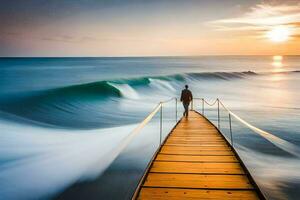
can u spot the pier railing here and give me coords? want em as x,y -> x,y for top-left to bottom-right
192,98 -> 300,157
127,97 -> 300,157
109,97 -> 299,199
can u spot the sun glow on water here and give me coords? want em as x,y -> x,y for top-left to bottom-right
272,55 -> 283,70
273,55 -> 283,61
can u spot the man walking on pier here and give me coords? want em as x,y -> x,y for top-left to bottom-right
180,85 -> 193,117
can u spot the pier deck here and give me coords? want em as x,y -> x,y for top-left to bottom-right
134,111 -> 262,200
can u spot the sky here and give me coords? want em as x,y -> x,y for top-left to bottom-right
1,0 -> 300,57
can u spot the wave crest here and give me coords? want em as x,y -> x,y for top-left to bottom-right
0,71 -> 258,128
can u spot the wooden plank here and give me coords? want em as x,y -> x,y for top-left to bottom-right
174,124 -> 214,126
165,141 -> 227,145
171,135 -> 220,137
169,136 -> 223,140
168,136 -> 223,140
150,161 -> 245,174
167,138 -> 225,142
172,128 -> 217,130
168,138 -> 223,143
161,146 -> 230,151
172,131 -> 219,134
170,134 -> 221,136
144,173 -> 253,189
138,188 -> 259,200
160,149 -> 234,156
170,134 -> 221,137
170,133 -> 221,136
174,128 -> 216,130
156,154 -> 238,162
170,135 -> 220,138
166,140 -> 225,144
164,144 -> 228,147
165,141 -> 225,145
165,141 -> 226,144
169,135 -> 221,138
170,136 -> 221,138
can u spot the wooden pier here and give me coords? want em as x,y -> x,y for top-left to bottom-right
133,111 -> 263,200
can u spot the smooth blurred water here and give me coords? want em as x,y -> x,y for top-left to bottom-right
0,56 -> 299,200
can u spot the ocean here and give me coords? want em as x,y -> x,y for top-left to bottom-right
0,56 -> 299,200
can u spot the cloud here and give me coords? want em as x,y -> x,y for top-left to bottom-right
213,3 -> 300,26
41,35 -> 98,43
210,3 -> 300,39
0,31 -> 100,44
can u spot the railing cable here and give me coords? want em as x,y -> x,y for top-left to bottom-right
200,98 -> 300,157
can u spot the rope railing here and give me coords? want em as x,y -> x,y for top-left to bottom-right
160,97 -> 177,104
197,98 -> 300,157
204,99 -> 219,106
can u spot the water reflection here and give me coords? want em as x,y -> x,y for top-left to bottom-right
265,56 -> 290,107
272,55 -> 283,72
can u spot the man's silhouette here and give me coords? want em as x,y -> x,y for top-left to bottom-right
180,85 -> 193,117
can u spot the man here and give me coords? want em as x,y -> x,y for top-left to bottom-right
180,85 -> 193,117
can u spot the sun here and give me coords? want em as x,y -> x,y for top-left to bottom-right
266,26 -> 291,42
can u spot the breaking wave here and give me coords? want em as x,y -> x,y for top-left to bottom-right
0,70 -> 273,129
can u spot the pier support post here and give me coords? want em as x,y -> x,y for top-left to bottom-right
175,98 -> 178,122
217,99 -> 220,130
229,113 -> 233,146
160,104 -> 163,145
202,98 -> 204,115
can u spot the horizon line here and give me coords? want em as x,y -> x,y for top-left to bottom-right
1,54 -> 300,58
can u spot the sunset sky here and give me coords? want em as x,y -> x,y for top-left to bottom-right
1,0 -> 300,57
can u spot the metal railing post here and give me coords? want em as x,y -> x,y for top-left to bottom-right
160,103 -> 163,145
217,99 -> 220,130
229,113 -> 233,146
202,98 -> 204,115
175,98 -> 178,122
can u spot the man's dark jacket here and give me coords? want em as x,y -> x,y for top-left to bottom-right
180,89 -> 193,104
